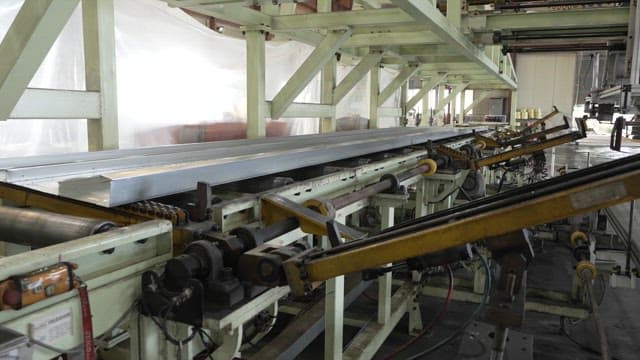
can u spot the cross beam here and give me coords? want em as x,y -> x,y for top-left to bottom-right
270,29 -> 353,120
0,0 -> 81,121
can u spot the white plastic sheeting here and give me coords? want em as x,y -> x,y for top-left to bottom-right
0,0 -> 328,156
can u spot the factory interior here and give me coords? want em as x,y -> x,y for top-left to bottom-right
1,0 -> 640,359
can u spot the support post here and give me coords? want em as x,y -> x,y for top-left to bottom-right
370,65 -> 380,128
421,89 -> 430,127
325,214 -> 346,360
447,0 -> 462,28
457,89 -> 465,126
0,0 -> 80,121
400,81 -> 408,125
510,89 -> 518,129
271,29 -> 352,120
83,0 -> 118,150
436,84 -> 445,126
321,57 -> 337,133
246,29 -> 266,138
378,206 -> 394,324
318,0 -> 336,133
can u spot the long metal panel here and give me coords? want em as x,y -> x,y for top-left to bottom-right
55,128 -> 475,207
0,128 -> 446,182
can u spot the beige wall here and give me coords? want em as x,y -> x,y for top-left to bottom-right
473,90 -> 509,115
516,53 -> 576,124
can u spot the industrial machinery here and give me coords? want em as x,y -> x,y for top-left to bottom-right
0,124 -> 635,359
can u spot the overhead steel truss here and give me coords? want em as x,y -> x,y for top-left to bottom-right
0,0 -> 630,145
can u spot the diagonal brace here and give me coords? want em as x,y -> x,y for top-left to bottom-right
435,83 -> 469,113
405,73 -> 448,111
464,91 -> 491,114
271,29 -> 353,119
333,51 -> 383,104
378,65 -> 419,105
0,0 -> 81,121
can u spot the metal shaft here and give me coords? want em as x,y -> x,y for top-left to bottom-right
0,206 -> 115,248
330,164 -> 430,210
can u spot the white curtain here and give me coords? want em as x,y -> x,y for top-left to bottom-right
0,0 -> 322,156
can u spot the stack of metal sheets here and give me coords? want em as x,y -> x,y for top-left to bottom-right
0,127 -> 479,207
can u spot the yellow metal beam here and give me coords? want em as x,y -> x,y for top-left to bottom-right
475,133 -> 576,169
299,169 -> 640,283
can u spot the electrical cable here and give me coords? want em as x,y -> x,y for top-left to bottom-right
383,265 -> 454,359
404,249 -> 492,360
195,329 -> 216,360
140,295 -> 198,347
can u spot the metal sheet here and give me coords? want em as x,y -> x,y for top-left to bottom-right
0,128 -> 480,207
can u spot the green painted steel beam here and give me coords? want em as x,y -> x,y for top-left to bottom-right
392,0 -> 516,89
0,0 -> 81,121
416,55 -> 468,63
83,0 -> 118,151
352,23 -> 422,35
344,31 -> 441,47
379,65 -> 419,104
185,4 -> 272,26
334,51 -> 383,103
370,65 -> 380,128
270,6 -> 628,34
271,8 -> 411,30
475,7 -> 629,32
246,29 -> 266,139
419,62 -> 481,71
10,88 -> 100,119
396,44 -> 461,56
271,29 -> 352,119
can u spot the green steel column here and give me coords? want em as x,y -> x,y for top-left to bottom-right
318,0 -> 336,133
321,58 -> 337,133
447,0 -> 462,28
370,65 -> 380,128
0,0 -> 80,121
510,89 -> 518,129
246,29 -> 266,139
457,89 -> 465,126
83,0 -> 118,151
400,81 -> 407,126
437,84 -> 445,126
421,90 -> 429,127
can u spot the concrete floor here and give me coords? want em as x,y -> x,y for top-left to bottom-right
256,133 -> 640,360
